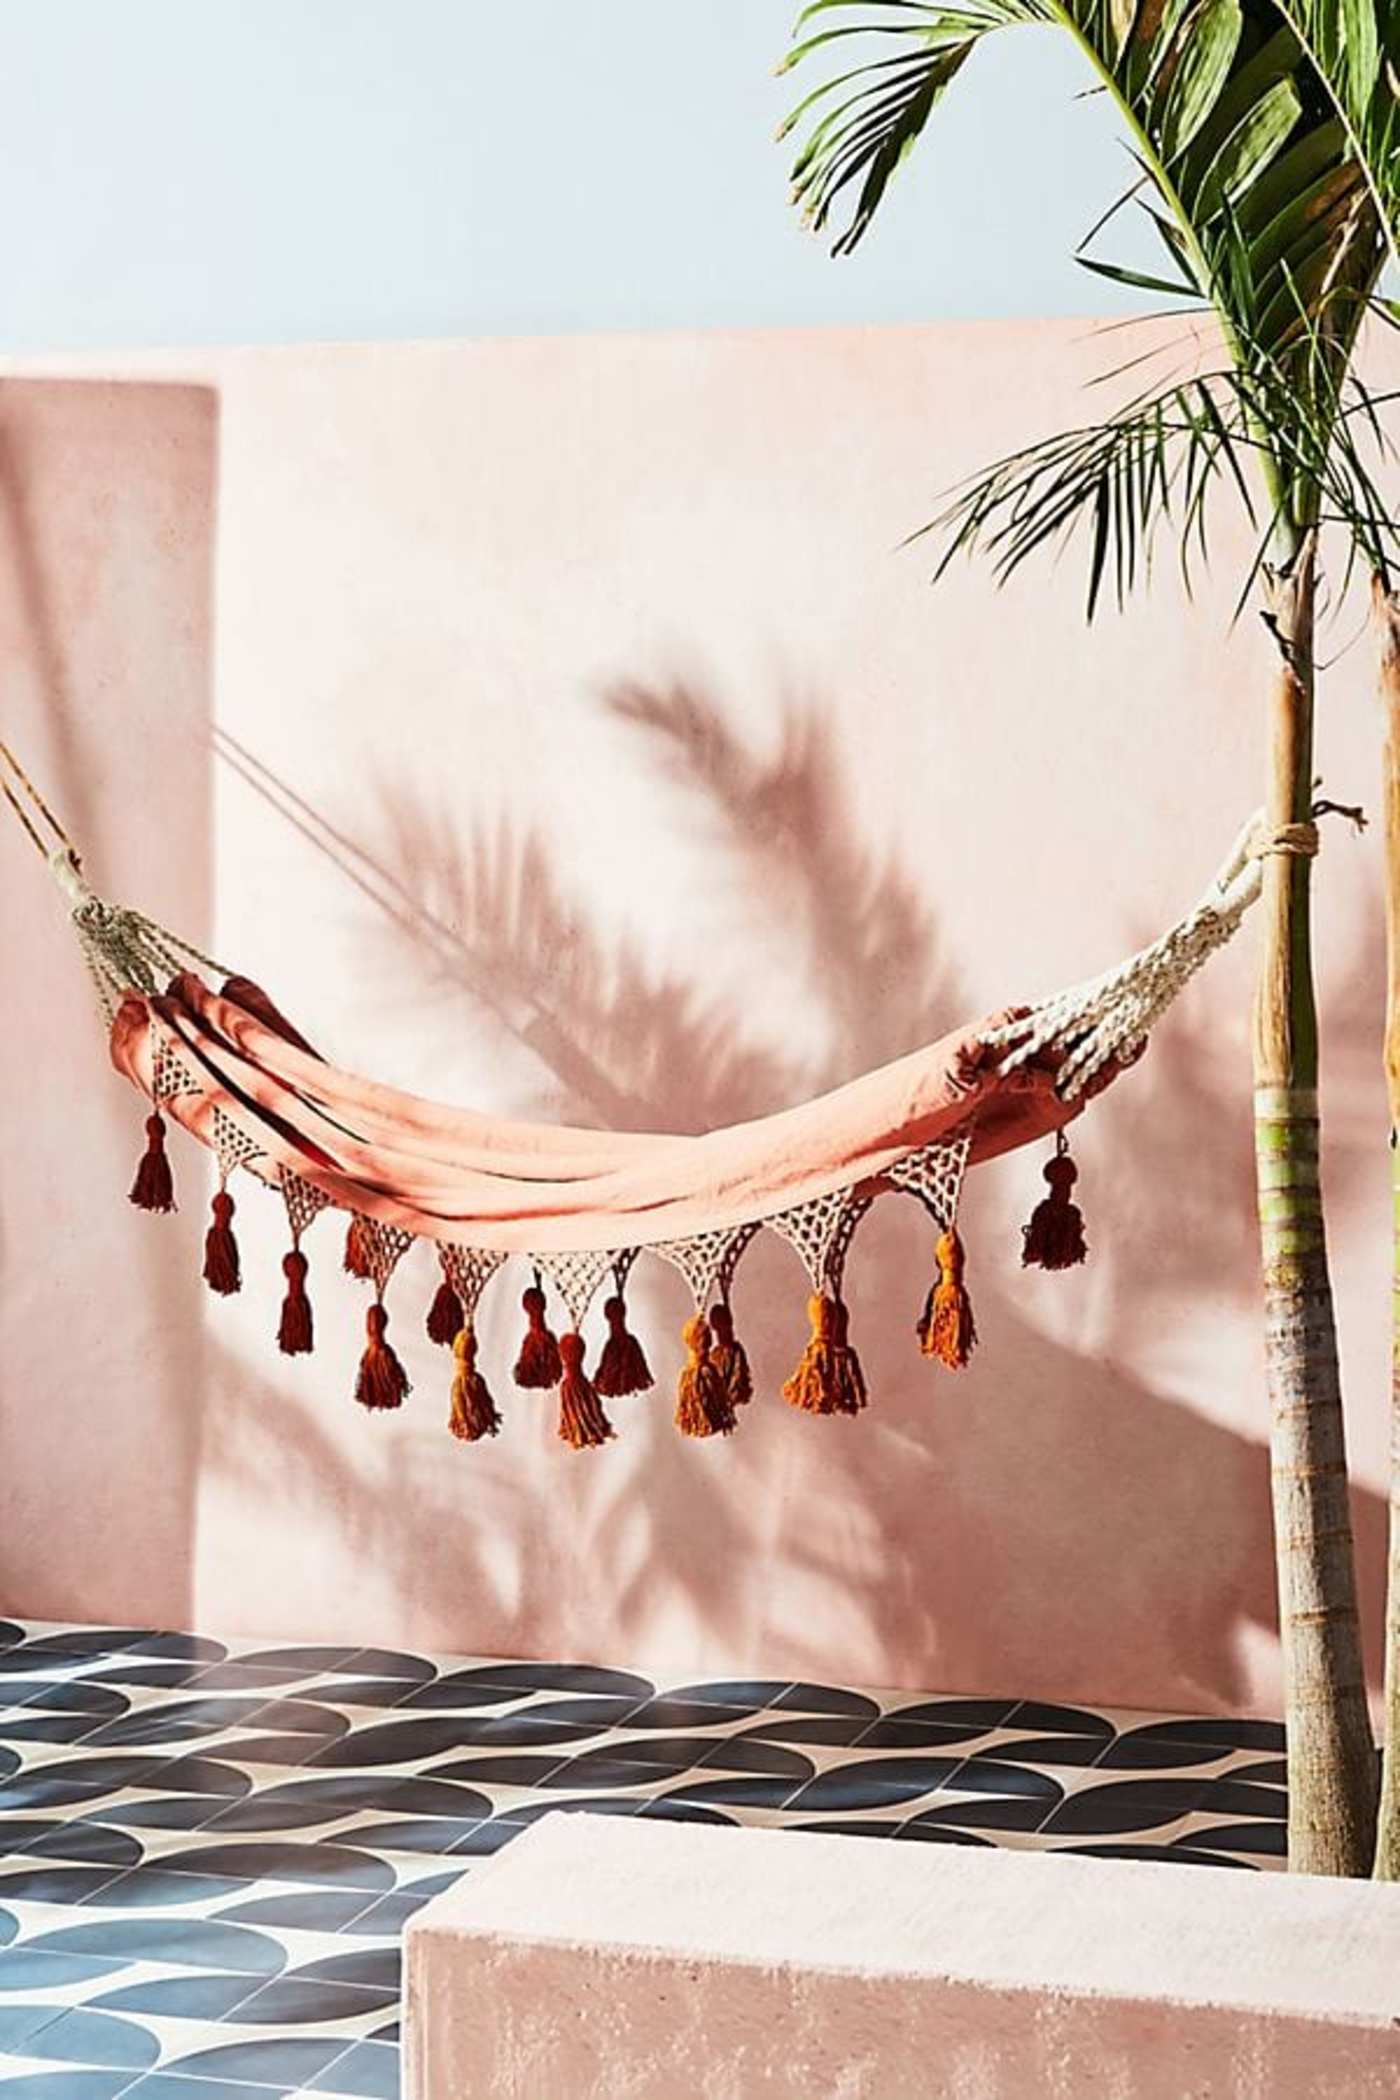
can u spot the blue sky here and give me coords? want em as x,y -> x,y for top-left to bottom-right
4,3 -> 1156,350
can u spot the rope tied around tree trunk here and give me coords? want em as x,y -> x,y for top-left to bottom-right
980,796 -> 1363,1101
1247,820 -> 1320,861
1246,795 -> 1367,864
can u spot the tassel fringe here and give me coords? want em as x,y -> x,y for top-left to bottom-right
277,1247 -> 314,1355
203,1189 -> 241,1296
595,1292 -> 653,1398
130,1112 -> 176,1213
708,1301 -> 752,1410
919,1228 -> 977,1368
356,1301 -> 409,1411
1021,1141 -> 1088,1270
120,1108 -> 995,1426
426,1277 -> 464,1347
556,1331 -> 613,1449
514,1282 -> 562,1389
783,1293 -> 867,1417
343,1215 -> 374,1279
675,1313 -> 736,1438
449,1321 -> 501,1441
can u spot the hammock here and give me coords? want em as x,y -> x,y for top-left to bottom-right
3,741 -> 1280,1449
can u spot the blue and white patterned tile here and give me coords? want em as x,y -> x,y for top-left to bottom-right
0,1619 -> 1286,2092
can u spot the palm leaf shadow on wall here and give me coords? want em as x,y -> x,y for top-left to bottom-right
210,681 -> 1387,1710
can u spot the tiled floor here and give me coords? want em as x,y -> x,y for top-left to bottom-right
0,1619 -> 1285,2098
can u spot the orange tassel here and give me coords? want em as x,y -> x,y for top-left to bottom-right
129,1111 -> 176,1213
1022,1139 -> 1088,1271
708,1301 -> 753,1410
918,1228 -> 977,1368
514,1281 -> 562,1389
277,1247 -> 314,1356
556,1331 -> 613,1449
426,1278 -> 464,1347
594,1292 -> 653,1398
356,1301 -> 409,1411
675,1313 -> 737,1438
449,1321 -> 501,1441
202,1190 -> 241,1296
343,1215 -> 373,1279
783,1294 -> 867,1417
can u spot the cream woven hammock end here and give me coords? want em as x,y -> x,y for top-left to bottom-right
4,740 -> 1285,1451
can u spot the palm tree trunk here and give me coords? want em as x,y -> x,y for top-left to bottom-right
1254,538 -> 1377,1876
1373,579 -> 1400,1880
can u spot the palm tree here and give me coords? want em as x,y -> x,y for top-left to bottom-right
780,0 -> 1391,1874
1378,569 -> 1400,1880
1264,0 -> 1400,1879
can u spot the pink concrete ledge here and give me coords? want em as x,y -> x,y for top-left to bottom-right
404,1813 -> 1400,2099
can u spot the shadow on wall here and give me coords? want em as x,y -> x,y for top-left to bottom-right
216,680 -> 965,1134
0,378 -> 219,1629
210,677 -> 1386,1717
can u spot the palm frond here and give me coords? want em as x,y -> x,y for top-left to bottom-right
917,324 -> 1400,619
777,0 -> 1046,250
1271,0 -> 1400,260
781,1 -> 1389,541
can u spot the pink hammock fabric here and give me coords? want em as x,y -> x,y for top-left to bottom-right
110,972 -> 1093,1254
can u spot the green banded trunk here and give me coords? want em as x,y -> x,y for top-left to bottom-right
1373,583 -> 1400,1882
1255,542 -> 1376,1877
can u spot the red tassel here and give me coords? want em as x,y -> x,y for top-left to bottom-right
556,1331 -> 613,1449
129,1111 -> 176,1214
203,1189 -> 241,1296
708,1300 -> 753,1410
426,1278 -> 464,1347
277,1247 -> 314,1356
343,1215 -> 374,1279
1021,1138 -> 1088,1270
514,1281 -> 562,1389
356,1301 -> 410,1411
675,1313 -> 737,1438
449,1320 -> 501,1441
918,1229 -> 977,1369
782,1294 -> 866,1417
594,1292 -> 653,1398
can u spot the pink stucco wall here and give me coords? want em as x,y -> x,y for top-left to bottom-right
0,322 -> 1390,1718
0,376 -> 215,1631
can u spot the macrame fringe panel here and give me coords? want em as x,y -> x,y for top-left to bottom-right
122,1116 -> 1073,1441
